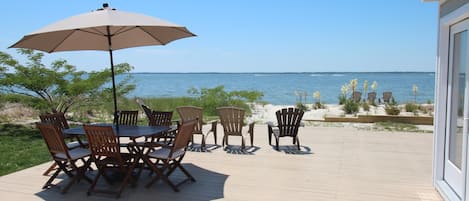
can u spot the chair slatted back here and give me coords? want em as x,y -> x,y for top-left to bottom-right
276,108 -> 304,137
84,125 -> 123,164
217,107 -> 244,136
149,111 -> 173,126
118,110 -> 138,126
177,106 -> 203,134
352,91 -> 362,102
36,123 -> 69,157
368,92 -> 376,103
39,112 -> 70,129
383,92 -> 393,103
171,120 -> 197,155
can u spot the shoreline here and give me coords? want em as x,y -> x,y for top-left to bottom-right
248,103 -> 434,123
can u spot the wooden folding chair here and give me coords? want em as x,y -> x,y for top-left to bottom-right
117,110 -> 139,126
217,106 -> 254,150
143,120 -> 197,192
39,112 -> 88,176
176,106 -> 217,151
36,123 -> 92,194
267,107 -> 305,150
84,125 -> 138,198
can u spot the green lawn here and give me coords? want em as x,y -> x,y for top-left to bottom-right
0,124 -> 50,176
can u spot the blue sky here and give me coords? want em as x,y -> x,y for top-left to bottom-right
1,1 -> 438,72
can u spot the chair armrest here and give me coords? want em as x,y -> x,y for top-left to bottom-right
266,121 -> 276,128
210,120 -> 218,133
248,122 -> 255,134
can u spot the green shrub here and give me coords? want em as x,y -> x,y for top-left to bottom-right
338,95 -> 347,105
313,102 -> 325,110
385,105 -> 400,115
296,102 -> 308,111
405,103 -> 418,112
343,99 -> 359,114
362,102 -> 370,111
188,85 -> 263,116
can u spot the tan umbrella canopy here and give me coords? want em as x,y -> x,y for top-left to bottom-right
10,3 -> 196,125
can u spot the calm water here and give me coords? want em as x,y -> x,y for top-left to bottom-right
122,72 -> 435,105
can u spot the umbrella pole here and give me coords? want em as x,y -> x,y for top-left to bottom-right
107,26 -> 119,129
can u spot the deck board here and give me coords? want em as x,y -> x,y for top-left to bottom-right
0,125 -> 442,201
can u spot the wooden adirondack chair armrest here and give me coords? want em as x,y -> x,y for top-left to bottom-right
248,122 -> 255,134
209,120 -> 218,133
266,121 -> 277,128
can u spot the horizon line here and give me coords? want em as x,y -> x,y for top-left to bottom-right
129,71 -> 436,74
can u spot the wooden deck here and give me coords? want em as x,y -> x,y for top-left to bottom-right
0,125 -> 442,201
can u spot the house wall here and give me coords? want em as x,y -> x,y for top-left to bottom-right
441,0 -> 469,17
434,2 -> 469,200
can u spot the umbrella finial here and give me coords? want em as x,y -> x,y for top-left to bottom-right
103,3 -> 109,9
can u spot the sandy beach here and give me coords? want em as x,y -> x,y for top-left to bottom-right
248,103 -> 434,122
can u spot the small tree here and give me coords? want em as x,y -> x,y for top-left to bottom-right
0,49 -> 135,113
188,85 -> 263,116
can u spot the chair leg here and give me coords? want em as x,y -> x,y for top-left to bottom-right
250,133 -> 254,147
275,137 -> 279,151
241,137 -> 245,150
201,135 -> 206,151
268,126 -> 273,145
87,168 -> 103,196
296,136 -> 300,150
147,160 -> 179,192
43,166 -> 61,189
176,162 -> 195,182
213,132 -> 217,145
42,163 -> 58,176
116,163 -> 137,198
61,162 -> 82,194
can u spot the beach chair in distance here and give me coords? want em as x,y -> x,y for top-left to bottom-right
382,92 -> 393,104
83,125 -> 138,198
217,106 -> 254,150
39,112 -> 88,176
367,92 -> 376,104
176,106 -> 217,151
143,120 -> 197,192
267,107 -> 304,150
117,110 -> 139,126
352,91 -> 362,102
36,123 -> 92,194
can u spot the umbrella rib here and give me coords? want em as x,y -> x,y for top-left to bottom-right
113,26 -> 136,36
48,30 -> 76,53
146,26 -> 196,45
80,28 -> 107,37
138,26 -> 165,45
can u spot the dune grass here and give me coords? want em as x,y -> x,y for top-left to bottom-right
0,124 -> 50,176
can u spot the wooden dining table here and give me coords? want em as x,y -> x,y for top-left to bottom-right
63,124 -> 171,181
63,124 -> 170,139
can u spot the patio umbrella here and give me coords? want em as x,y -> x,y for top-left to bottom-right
10,3 -> 195,125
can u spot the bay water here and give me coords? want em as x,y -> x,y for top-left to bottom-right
124,72 -> 435,105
